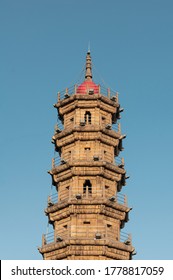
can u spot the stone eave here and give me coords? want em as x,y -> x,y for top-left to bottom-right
53,126 -> 121,142
49,161 -> 125,176
55,94 -> 118,109
38,238 -> 134,255
55,96 -> 119,117
45,198 -> 131,214
54,133 -> 120,151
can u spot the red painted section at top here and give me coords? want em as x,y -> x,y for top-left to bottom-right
76,80 -> 99,94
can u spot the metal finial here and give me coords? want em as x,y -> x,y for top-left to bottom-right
85,50 -> 92,80
88,41 -> 90,53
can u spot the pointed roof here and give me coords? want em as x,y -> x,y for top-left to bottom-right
77,51 -> 99,94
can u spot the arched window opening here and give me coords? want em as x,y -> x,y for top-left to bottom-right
83,180 -> 92,197
84,111 -> 91,124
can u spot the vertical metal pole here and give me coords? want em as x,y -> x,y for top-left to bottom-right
116,92 -> 119,103
42,234 -> 45,246
108,88 -> 110,98
118,123 -> 121,133
124,194 -> 128,206
58,92 -> 60,102
98,84 -> 101,95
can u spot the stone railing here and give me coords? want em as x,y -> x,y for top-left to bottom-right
56,84 -> 119,102
42,226 -> 131,246
52,153 -> 124,169
47,191 -> 127,207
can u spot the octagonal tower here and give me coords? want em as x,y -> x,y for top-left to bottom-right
39,51 -> 135,260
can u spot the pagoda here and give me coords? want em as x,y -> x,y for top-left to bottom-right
39,51 -> 135,260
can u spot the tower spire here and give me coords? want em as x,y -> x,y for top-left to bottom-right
85,51 -> 92,81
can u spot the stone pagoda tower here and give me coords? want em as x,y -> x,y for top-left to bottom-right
39,51 -> 135,260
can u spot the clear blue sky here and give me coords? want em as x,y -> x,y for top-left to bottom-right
0,0 -> 173,259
